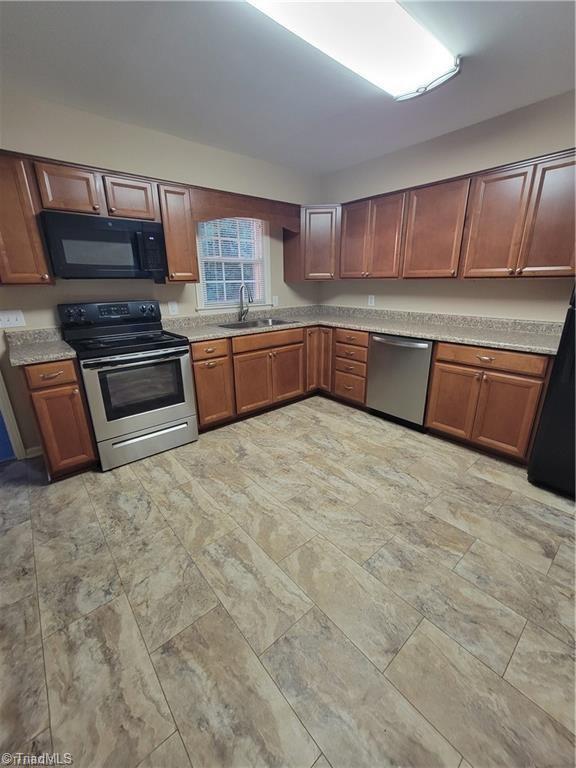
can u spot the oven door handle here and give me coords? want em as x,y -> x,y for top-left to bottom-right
82,349 -> 189,371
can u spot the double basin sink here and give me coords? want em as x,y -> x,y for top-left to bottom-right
218,318 -> 292,330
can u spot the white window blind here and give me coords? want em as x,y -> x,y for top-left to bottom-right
196,218 -> 269,308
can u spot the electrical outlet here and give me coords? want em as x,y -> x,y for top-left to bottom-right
272,295 -> 279,306
0,310 -> 26,328
168,301 -> 179,316
367,295 -> 375,307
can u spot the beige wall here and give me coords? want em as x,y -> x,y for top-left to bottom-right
318,279 -> 573,322
319,91 -> 575,202
0,83 -> 321,204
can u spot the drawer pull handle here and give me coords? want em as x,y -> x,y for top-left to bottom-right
92,204 -> 100,211
345,335 -> 355,341
205,361 -> 217,368
169,273 -> 176,280
344,385 -> 353,391
40,273 -> 50,281
476,355 -> 495,362
109,207 -> 117,213
345,351 -> 355,357
205,347 -> 216,353
345,365 -> 354,371
72,387 -> 79,395
41,370 -> 64,380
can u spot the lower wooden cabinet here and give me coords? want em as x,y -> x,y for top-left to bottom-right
234,341 -> 305,414
306,327 -> 333,392
193,356 -> 236,427
426,345 -> 548,460
272,344 -> 305,402
30,383 -> 96,476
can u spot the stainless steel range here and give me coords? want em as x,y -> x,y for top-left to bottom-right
59,300 -> 197,471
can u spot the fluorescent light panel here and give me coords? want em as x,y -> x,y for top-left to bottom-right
247,0 -> 460,100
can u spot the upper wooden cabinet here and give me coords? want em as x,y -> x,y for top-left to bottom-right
159,184 -> 199,282
0,156 -> 52,284
461,167 -> 534,278
340,200 -> 371,278
302,205 -> 341,279
103,175 -> 159,220
402,178 -> 470,278
517,156 -> 575,277
35,161 -> 105,214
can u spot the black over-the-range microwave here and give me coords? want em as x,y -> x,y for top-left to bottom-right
40,211 -> 168,282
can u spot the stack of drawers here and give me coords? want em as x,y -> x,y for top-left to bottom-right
332,329 -> 369,404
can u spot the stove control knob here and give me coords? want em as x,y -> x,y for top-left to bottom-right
148,305 -> 155,314
140,305 -> 147,314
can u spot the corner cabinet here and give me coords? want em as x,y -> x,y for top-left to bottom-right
0,156 -> 53,284
306,327 -> 333,392
159,184 -> 200,282
402,178 -> 470,278
426,342 -> 548,461
302,205 -> 341,280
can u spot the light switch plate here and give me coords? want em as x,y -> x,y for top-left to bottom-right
168,301 -> 179,316
367,295 -> 375,307
0,310 -> 26,328
272,295 -> 279,307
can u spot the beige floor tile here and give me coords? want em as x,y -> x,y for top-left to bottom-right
152,606 -> 319,768
281,536 -> 421,670
353,486 -> 431,526
0,461 -> 30,534
92,486 -> 166,552
150,481 -> 238,556
0,521 -> 35,608
252,462 -> 315,503
467,456 -> 575,514
345,457 -> 443,502
196,528 -> 311,654
365,537 -> 525,674
312,756 -> 332,768
0,596 -> 49,752
455,540 -> 575,646
425,493 -> 556,574
130,451 -> 193,493
548,543 -> 574,588
137,732 -> 190,768
390,512 -> 475,568
261,608 -> 461,768
385,620 -> 574,768
20,727 -> 52,757
287,486 -> 396,563
222,483 -> 317,562
44,594 -> 174,768
500,492 -> 574,545
504,622 -> 575,733
82,463 -> 141,497
112,526 -> 217,651
300,456 -> 377,504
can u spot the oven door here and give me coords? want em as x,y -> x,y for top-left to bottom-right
81,348 -> 196,441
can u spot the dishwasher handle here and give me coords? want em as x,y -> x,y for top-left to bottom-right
372,336 -> 430,350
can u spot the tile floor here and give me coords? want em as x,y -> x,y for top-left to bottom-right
1,395 -> 574,767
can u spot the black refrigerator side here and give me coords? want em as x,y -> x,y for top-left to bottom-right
528,292 -> 575,499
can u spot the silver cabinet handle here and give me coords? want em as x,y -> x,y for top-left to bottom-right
205,347 -> 216,353
205,361 -> 217,368
476,355 -> 495,362
41,370 -> 64,380
372,336 -> 430,350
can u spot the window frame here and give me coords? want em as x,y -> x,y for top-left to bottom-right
194,218 -> 272,311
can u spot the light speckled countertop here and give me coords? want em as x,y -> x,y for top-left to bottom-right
5,306 -> 563,366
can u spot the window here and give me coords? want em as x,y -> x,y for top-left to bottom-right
196,218 -> 270,309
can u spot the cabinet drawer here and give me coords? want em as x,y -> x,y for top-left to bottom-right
25,359 -> 77,390
435,342 -> 548,378
334,371 -> 366,403
191,338 -> 230,361
232,328 -> 304,354
334,358 -> 367,378
334,343 -> 368,363
334,328 -> 369,347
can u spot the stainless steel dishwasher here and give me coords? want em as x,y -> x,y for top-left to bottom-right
366,334 -> 433,425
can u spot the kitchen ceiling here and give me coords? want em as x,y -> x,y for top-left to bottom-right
1,1 -> 574,173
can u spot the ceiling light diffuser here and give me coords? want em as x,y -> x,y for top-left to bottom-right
247,0 -> 461,100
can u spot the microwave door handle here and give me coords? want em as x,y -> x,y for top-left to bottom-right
135,230 -> 146,267
83,349 -> 188,370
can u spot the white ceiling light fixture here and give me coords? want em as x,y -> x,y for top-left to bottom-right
246,0 -> 461,100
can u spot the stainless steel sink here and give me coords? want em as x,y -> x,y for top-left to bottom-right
218,318 -> 292,330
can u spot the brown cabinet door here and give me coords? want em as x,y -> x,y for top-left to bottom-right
340,200 -> 369,278
471,371 -> 543,460
35,161 -> 104,214
193,357 -> 236,427
306,327 -> 320,391
0,156 -> 52,284
402,179 -> 470,278
425,362 -> 482,440
461,166 -> 535,278
31,384 -> 96,476
517,156 -> 575,277
233,349 -> 273,414
369,192 -> 405,278
159,184 -> 199,282
272,344 -> 305,402
103,175 -> 159,220
319,328 -> 333,391
303,205 -> 341,279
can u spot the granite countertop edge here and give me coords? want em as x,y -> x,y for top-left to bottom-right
5,311 -> 562,366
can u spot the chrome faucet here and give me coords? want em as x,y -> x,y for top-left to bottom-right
238,282 -> 254,321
